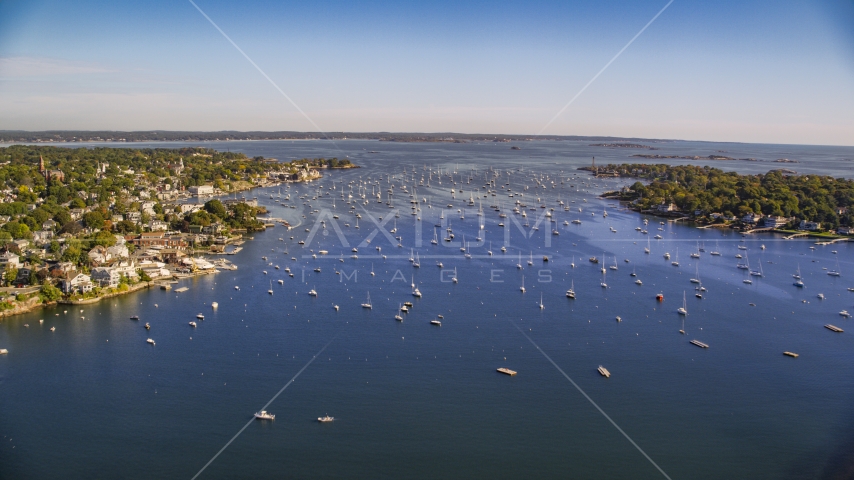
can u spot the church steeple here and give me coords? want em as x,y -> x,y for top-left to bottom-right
39,155 -> 45,174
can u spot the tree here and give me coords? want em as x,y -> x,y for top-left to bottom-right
70,197 -> 87,209
92,229 -> 117,247
2,221 -> 31,239
137,269 -> 151,282
40,283 -> 62,302
82,211 -> 105,229
204,199 -> 227,219
59,221 -> 83,235
4,268 -> 18,287
53,210 -> 72,226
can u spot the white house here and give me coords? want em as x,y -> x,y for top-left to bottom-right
91,267 -> 120,288
0,252 -> 22,270
798,220 -> 820,231
106,244 -> 129,259
189,185 -> 214,196
60,272 -> 93,294
87,245 -> 112,265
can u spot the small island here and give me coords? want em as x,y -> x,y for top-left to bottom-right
591,163 -> 853,235
0,145 -> 355,317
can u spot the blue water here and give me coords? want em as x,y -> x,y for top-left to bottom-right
1,140 -> 853,479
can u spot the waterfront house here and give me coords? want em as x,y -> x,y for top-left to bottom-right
798,220 -> 821,231
761,216 -> 791,228
60,272 -> 93,294
656,202 -> 678,213
742,213 -> 761,224
837,226 -> 852,235
91,267 -> 120,288
189,185 -> 214,196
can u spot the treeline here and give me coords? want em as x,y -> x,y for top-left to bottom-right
608,164 -> 854,228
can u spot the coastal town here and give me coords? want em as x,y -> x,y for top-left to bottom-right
0,145 -> 353,316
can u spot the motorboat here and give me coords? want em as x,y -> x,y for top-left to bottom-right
254,411 -> 275,420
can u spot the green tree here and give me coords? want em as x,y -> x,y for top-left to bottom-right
40,282 -> 62,302
204,199 -> 227,219
82,211 -> 105,229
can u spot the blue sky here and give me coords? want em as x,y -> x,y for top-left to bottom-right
1,0 -> 852,145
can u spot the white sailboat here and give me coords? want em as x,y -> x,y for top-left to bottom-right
671,248 -> 680,267
361,292 -> 372,309
677,291 -> 688,315
520,275 -> 526,293
690,264 -> 701,284
538,293 -> 544,310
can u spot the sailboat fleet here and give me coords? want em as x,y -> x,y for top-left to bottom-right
231,162 -> 853,375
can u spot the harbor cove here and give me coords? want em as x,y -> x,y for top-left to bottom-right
1,139 -> 853,479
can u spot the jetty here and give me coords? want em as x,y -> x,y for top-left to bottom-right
690,340 -> 709,348
743,227 -> 775,234
496,368 -> 517,376
825,324 -> 843,333
783,351 -> 799,358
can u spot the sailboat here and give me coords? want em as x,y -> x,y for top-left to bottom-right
395,304 -> 404,321
793,264 -> 804,287
828,257 -> 841,276
644,236 -> 650,254
268,280 -> 274,295
566,280 -> 576,299
538,293 -> 544,310
412,276 -> 421,297
528,251 -> 533,266
609,256 -> 618,271
571,255 -> 576,268
520,275 -> 526,293
677,292 -> 688,315
671,248 -> 680,267
710,241 -> 721,256
600,269 -> 608,288
679,315 -> 686,334
690,264 -> 701,283
737,251 -> 750,270
431,227 -> 438,245
370,263 -> 375,276
361,292 -> 372,309
517,253 -> 523,269
750,261 -> 763,277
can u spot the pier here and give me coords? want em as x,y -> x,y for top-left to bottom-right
690,340 -> 709,348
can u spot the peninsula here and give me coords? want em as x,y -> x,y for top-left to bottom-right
0,145 -> 355,317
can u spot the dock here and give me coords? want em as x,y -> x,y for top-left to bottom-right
783,351 -> 799,358
597,366 -> 611,378
496,367 -> 517,376
690,340 -> 709,348
825,324 -> 844,333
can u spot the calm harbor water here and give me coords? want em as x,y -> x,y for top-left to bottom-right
1,139 -> 853,479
